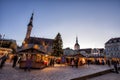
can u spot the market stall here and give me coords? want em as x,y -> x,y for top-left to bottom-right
87,54 -> 106,65
65,53 -> 86,66
18,47 -> 50,69
0,47 -> 13,62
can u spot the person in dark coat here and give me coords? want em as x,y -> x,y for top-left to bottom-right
107,59 -> 111,67
0,53 -> 8,69
51,58 -> 55,66
50,58 -> 53,66
12,54 -> 18,68
24,54 -> 32,71
113,61 -> 119,74
87,59 -> 90,66
101,59 -> 105,65
75,58 -> 79,68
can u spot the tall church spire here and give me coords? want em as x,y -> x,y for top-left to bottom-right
24,13 -> 34,43
74,36 -> 80,50
28,13 -> 34,26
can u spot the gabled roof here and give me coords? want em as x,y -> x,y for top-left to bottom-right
27,37 -> 54,46
105,37 -> 120,44
63,48 -> 77,56
65,53 -> 85,57
17,47 -> 46,54
79,48 -> 92,54
73,53 -> 85,57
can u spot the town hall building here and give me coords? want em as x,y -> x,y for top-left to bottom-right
21,13 -> 54,55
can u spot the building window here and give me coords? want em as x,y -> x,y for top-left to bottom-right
119,46 -> 120,50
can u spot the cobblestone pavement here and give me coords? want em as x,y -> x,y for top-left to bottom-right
0,63 -> 115,80
87,71 -> 120,80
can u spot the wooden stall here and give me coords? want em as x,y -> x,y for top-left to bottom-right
65,54 -> 86,66
0,48 -> 13,62
18,47 -> 50,69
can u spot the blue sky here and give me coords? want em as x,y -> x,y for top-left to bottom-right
0,0 -> 120,49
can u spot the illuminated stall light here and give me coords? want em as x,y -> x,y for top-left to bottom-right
24,44 -> 28,48
36,54 -> 42,62
45,54 -> 48,57
82,58 -> 86,64
34,44 -> 39,49
22,41 -> 25,44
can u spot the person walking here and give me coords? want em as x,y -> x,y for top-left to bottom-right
0,53 -> 8,69
52,58 -> 55,66
12,54 -> 18,68
24,54 -> 32,72
107,59 -> 111,67
71,59 -> 74,68
87,59 -> 90,66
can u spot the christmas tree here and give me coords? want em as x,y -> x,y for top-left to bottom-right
52,33 -> 63,57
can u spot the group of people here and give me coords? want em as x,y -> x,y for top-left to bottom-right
106,59 -> 119,74
0,53 -> 119,74
86,59 -> 105,65
71,58 -> 79,68
0,53 -> 19,69
0,53 -> 8,69
86,59 -> 119,74
49,58 -> 55,66
0,53 -> 32,72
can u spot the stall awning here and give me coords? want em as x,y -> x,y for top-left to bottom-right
17,47 -> 46,54
65,53 -> 85,57
0,47 -> 13,54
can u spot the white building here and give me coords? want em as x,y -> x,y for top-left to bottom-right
105,37 -> 120,58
